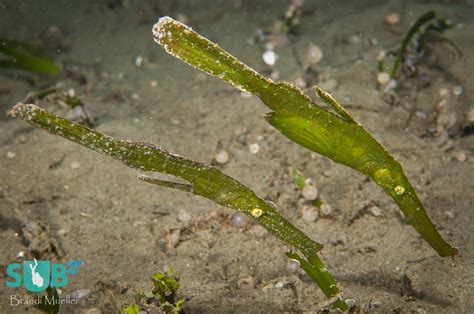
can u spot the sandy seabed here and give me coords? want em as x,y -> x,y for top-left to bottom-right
1,1 -> 473,313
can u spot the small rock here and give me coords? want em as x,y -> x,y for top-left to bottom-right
237,276 -> 255,289
166,228 -> 180,250
135,55 -> 143,67
149,80 -> 158,87
248,225 -> 267,238
263,50 -> 278,66
6,151 -> 16,159
320,203 -> 332,216
444,210 -> 455,219
384,79 -> 397,91
71,289 -> 91,300
348,34 -> 361,44
456,152 -> 467,162
70,161 -> 81,169
439,88 -> 449,97
57,229 -> 68,236
453,86 -> 463,96
178,210 -> 192,223
306,43 -> 323,65
287,258 -> 300,271
18,135 -> 27,144
386,12 -> 400,26
368,205 -> 382,217
345,299 -> 357,309
377,50 -> 386,61
377,72 -> 390,85
17,251 -> 24,258
231,212 -> 248,228
249,143 -> 260,154
300,205 -> 319,222
302,185 -> 319,201
215,150 -> 229,164
275,281 -> 286,289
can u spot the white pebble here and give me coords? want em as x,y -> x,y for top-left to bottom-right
263,50 -> 278,66
249,143 -> 260,154
453,86 -> 463,96
6,151 -> 16,159
345,299 -> 357,308
215,150 -> 229,164
67,88 -> 76,97
287,258 -> 300,271
439,88 -> 449,97
306,43 -> 323,65
178,210 -> 192,222
301,205 -> 319,222
320,203 -> 332,215
377,50 -> 386,61
377,72 -> 390,85
275,281 -> 286,289
149,80 -> 158,87
17,251 -> 24,258
369,205 -> 382,216
302,185 -> 319,201
71,289 -> 91,300
131,93 -> 140,100
456,152 -> 467,162
70,161 -> 81,169
135,55 -> 143,67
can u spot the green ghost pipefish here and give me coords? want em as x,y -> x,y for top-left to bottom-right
152,16 -> 457,257
9,103 -> 347,310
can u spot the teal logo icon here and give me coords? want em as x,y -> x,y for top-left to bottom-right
6,258 -> 83,292
23,259 -> 50,292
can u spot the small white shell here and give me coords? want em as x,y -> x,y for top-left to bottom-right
263,50 -> 278,66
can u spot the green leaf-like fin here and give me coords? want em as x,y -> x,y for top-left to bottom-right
152,16 -> 457,257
